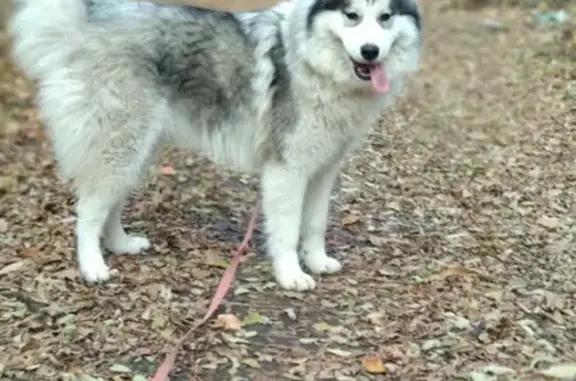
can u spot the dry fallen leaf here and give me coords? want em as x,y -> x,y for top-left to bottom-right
365,312 -> 385,325
53,268 -> 78,280
160,164 -> 176,175
0,261 -> 25,275
205,250 -> 232,269
313,321 -> 333,332
242,358 -> 261,369
341,214 -> 360,226
362,356 -> 387,374
466,364 -> 517,381
443,312 -> 471,330
466,371 -> 491,381
434,265 -> 496,282
326,348 -> 352,357
284,308 -> 297,320
452,186 -> 472,199
535,363 -> 576,380
214,314 -> 242,331
76,376 -> 104,381
482,364 -> 516,375
0,218 -> 8,232
109,364 -> 132,373
537,215 -> 559,229
220,332 -> 250,344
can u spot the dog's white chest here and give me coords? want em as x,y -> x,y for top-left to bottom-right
283,99 -> 380,173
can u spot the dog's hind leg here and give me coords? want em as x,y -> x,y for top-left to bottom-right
103,200 -> 151,255
75,165 -> 150,283
72,122 -> 162,283
75,190 -> 121,283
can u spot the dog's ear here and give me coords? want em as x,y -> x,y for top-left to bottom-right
391,0 -> 421,9
391,0 -> 422,31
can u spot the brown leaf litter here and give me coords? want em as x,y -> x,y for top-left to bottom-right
1,1 -> 575,380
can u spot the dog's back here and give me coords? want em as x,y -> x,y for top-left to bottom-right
10,0 -> 258,83
9,0 -> 278,173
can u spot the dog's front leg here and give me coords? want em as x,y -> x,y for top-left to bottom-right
300,162 -> 343,275
261,162 -> 316,291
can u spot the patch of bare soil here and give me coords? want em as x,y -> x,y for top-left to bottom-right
1,1 -> 575,380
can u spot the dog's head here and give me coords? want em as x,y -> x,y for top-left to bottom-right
298,0 -> 422,94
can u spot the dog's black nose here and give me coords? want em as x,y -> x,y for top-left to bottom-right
360,44 -> 379,61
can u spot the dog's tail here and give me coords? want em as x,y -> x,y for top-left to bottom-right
9,0 -> 88,80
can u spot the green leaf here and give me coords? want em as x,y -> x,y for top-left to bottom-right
242,312 -> 266,326
313,322 -> 332,332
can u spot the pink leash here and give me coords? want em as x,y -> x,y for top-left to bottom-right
149,201 -> 260,381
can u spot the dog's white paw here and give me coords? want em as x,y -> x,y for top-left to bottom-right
106,236 -> 151,255
304,253 -> 342,274
275,268 -> 316,291
79,256 -> 111,283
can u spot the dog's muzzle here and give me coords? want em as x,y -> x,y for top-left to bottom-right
351,60 -> 390,94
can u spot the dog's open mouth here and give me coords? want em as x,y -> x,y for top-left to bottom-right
352,61 -> 390,95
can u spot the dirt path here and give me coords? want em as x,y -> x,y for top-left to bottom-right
1,2 -> 575,381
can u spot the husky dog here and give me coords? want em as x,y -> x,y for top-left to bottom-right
10,0 -> 422,291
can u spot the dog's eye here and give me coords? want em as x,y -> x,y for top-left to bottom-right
379,13 -> 392,22
344,12 -> 359,21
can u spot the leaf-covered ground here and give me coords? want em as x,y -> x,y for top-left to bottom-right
1,2 -> 575,381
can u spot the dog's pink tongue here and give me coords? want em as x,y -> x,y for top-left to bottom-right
370,64 -> 390,94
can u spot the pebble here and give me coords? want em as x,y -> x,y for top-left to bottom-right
0,219 -> 7,233
480,18 -> 509,32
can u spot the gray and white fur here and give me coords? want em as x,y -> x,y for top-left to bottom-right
9,0 -> 422,291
